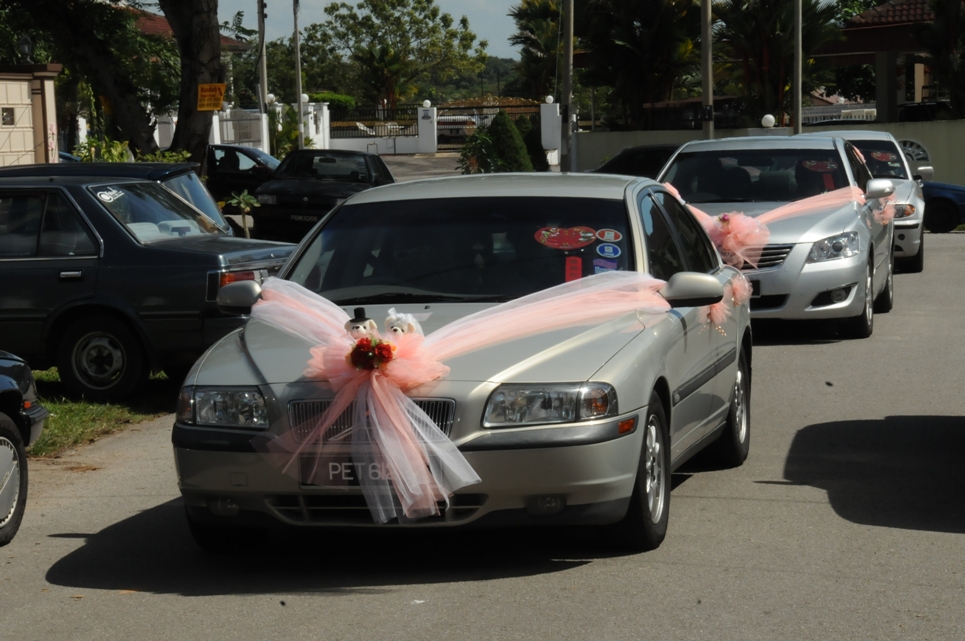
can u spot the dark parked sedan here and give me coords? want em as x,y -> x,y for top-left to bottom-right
0,350 -> 48,546
592,144 -> 680,179
253,149 -> 394,242
205,144 -> 279,214
0,174 -> 294,401
922,181 -> 965,233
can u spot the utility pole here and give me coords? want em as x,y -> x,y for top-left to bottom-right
257,0 -> 268,113
294,0 -> 304,149
701,0 -> 714,140
793,0 -> 803,134
561,0 -> 574,171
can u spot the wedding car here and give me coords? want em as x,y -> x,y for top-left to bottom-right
803,130 -> 931,273
658,136 -> 895,338
173,173 -> 752,552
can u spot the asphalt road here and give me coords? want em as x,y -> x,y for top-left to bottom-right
2,234 -> 964,640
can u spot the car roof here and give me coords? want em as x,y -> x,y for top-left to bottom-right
285,149 -> 379,158
800,129 -> 897,142
0,175 -> 153,187
678,135 -> 840,152
346,173 -> 648,204
0,162 -> 199,180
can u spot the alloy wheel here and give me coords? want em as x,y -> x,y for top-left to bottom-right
644,414 -> 665,522
0,437 -> 21,528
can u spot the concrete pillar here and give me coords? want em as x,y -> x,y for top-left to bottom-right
541,101 -> 561,168
417,105 -> 437,153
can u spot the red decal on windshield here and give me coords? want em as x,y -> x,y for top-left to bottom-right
535,226 -> 597,250
565,256 -> 583,281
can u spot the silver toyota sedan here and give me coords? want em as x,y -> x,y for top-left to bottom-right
659,136 -> 895,338
173,174 -> 752,552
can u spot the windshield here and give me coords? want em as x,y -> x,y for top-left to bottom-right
90,182 -> 227,243
851,140 -> 909,180
287,196 -> 634,304
276,152 -> 372,183
248,147 -> 280,170
163,172 -> 229,229
663,148 -> 850,203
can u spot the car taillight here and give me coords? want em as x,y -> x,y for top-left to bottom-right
220,271 -> 257,288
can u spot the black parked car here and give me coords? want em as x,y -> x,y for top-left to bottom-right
206,144 -> 280,212
592,144 -> 680,179
253,149 -> 395,242
0,174 -> 294,401
0,351 -> 48,546
0,162 -> 233,235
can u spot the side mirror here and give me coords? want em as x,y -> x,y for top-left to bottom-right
914,165 -> 934,182
865,178 -> 895,200
217,280 -> 263,315
660,272 -> 724,307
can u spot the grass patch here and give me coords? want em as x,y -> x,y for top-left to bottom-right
28,368 -> 180,458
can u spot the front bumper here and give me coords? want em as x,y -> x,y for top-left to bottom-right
743,243 -> 868,320
22,403 -> 49,446
172,414 -> 642,529
893,218 -> 923,258
252,205 -> 334,242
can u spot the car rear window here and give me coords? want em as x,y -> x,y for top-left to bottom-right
287,196 -> 634,303
276,153 -> 371,183
850,140 -> 909,180
89,182 -> 228,243
663,148 -> 850,203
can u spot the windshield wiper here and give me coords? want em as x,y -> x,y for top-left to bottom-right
332,292 -> 509,305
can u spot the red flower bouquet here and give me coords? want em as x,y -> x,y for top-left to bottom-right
348,337 -> 396,370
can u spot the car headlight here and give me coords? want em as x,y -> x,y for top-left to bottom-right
808,231 -> 860,263
178,386 -> 269,429
256,194 -> 276,205
894,203 -> 916,218
483,383 -> 617,428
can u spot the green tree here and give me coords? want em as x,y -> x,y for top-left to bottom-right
916,0 -> 965,117
515,114 -> 550,171
825,0 -> 882,102
322,0 -> 487,104
509,0 -> 562,100
580,0 -> 702,127
487,111 -> 533,172
715,0 -> 841,125
352,44 -> 416,108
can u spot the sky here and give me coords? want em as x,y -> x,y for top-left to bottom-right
217,0 -> 521,60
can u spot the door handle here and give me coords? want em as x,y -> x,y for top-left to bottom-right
59,271 -> 83,280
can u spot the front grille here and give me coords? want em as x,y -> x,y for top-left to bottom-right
266,492 -> 487,525
743,243 -> 795,271
288,398 -> 456,443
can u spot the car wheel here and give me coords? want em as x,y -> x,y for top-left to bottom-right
710,348 -> 751,467
603,391 -> 670,552
841,261 -> 874,339
0,414 -> 27,547
897,232 -> 924,273
873,250 -> 894,313
924,200 -> 959,233
57,316 -> 147,402
185,508 -> 268,553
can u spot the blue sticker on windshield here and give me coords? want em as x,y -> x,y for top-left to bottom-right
593,258 -> 618,274
596,243 -> 621,258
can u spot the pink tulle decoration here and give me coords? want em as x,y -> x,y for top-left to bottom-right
873,195 -> 896,225
249,271 -> 672,523
705,295 -> 732,327
705,212 -> 769,269
756,187 -> 865,224
730,273 -> 752,307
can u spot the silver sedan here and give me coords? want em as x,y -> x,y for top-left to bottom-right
172,174 -> 752,552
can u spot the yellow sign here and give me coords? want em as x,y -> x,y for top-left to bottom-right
197,83 -> 227,111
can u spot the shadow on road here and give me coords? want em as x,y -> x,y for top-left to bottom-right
43,499 -> 635,596
780,415 -> 965,534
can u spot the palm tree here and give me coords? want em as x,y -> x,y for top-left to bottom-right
509,0 -> 562,100
352,44 -> 415,109
715,0 -> 840,125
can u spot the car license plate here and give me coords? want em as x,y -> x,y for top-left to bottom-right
299,454 -> 388,487
290,214 -> 319,223
750,279 -> 761,298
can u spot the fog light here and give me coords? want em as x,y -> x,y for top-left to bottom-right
830,288 -> 849,303
208,498 -> 240,517
897,233 -> 906,241
528,495 -> 566,516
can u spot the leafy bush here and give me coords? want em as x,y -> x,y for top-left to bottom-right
138,149 -> 192,163
309,92 -> 356,113
73,137 -> 132,162
487,111 -> 533,172
458,130 -> 500,174
514,115 -> 550,172
268,105 -> 313,159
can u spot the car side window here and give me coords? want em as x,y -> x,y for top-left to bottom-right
236,152 -> 256,172
845,144 -> 872,192
39,192 -> 97,257
0,192 -> 44,258
638,192 -> 684,280
654,191 -> 719,274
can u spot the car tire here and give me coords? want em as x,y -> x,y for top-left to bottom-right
603,391 -> 670,552
924,200 -> 959,233
897,232 -> 924,274
57,316 -> 147,402
0,414 -> 28,547
185,508 -> 268,553
841,261 -> 874,339
873,250 -> 894,314
710,348 -> 751,468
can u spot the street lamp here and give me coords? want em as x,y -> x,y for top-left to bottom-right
17,35 -> 33,64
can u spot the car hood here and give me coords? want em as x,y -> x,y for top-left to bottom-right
149,235 -> 295,263
695,200 -> 859,244
256,178 -> 371,199
197,303 -> 648,388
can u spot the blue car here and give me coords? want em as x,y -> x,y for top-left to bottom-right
922,182 -> 965,233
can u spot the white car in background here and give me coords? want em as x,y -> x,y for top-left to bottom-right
659,136 -> 895,338
803,130 -> 933,273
